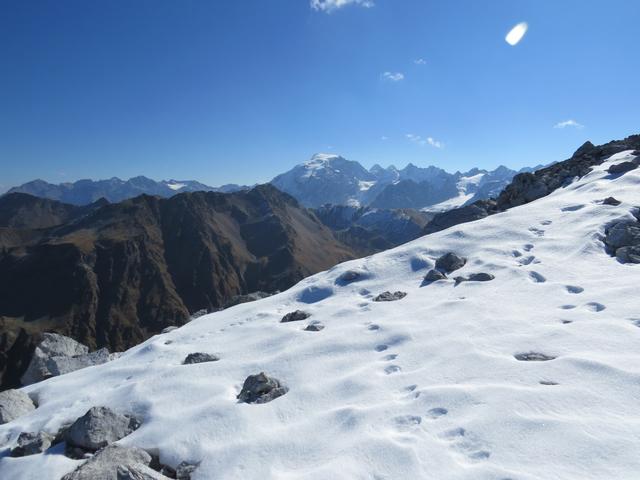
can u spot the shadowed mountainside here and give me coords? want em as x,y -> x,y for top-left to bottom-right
0,185 -> 354,389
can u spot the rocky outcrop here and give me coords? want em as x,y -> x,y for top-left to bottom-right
0,185 -> 356,390
423,269 -> 446,283
65,406 -> 142,452
435,253 -> 467,273
424,200 -> 495,235
237,372 -> 288,404
607,160 -> 639,175
0,388 -> 35,424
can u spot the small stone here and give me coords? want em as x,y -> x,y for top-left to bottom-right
435,253 -> 467,273
237,372 -> 288,404
65,406 -> 142,452
602,197 -> 621,206
304,322 -> 325,332
0,389 -> 35,424
161,326 -> 178,334
10,431 -> 54,457
183,353 -> 220,365
281,310 -> 311,323
373,291 -> 407,302
423,269 -> 446,283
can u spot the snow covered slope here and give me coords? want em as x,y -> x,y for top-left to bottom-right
2,151 -> 640,479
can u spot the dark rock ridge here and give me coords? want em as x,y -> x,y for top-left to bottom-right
424,135 -> 640,235
0,185 -> 355,390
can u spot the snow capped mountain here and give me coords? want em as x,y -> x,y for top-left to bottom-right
271,154 -> 522,209
3,149 -> 639,479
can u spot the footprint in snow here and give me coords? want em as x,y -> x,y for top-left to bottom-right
383,354 -> 398,361
367,324 -> 380,331
427,407 -> 448,418
529,271 -> 547,283
394,415 -> 422,430
565,285 -> 584,294
540,220 -> 553,225
528,227 -> 545,237
440,427 -> 491,462
512,249 -> 523,258
561,204 -> 586,212
384,365 -> 402,375
518,255 -> 537,266
560,304 -> 577,310
523,243 -> 535,251
375,344 -> 389,352
585,302 -> 606,312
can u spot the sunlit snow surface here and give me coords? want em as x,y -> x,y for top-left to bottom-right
2,151 -> 640,479
506,22 -> 528,46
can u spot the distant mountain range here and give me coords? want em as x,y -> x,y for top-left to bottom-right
6,156 -> 537,210
7,177 -> 247,205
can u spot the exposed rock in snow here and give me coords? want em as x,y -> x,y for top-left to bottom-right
10,431 -> 55,457
605,217 -> 640,263
222,291 -> 273,309
435,252 -> 467,273
602,196 -> 622,206
237,373 -> 288,404
175,461 -> 199,480
304,321 -> 325,332
183,353 -> 220,364
161,326 -> 179,334
280,310 -> 311,323
514,352 -> 557,362
21,333 -> 116,386
62,444 -> 153,480
65,407 -> 142,452
423,269 -> 447,283
373,291 -> 407,302
0,389 -> 35,424
454,272 -> 495,285
607,160 -> 639,175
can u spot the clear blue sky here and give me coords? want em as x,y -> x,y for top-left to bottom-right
1,0 -> 639,191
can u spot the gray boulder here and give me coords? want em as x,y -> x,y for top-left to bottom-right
183,352 -> 220,364
373,291 -> 407,302
608,161 -> 638,175
604,220 -> 640,262
0,389 -> 35,424
65,406 -> 142,451
281,310 -> 311,323
423,269 -> 446,283
514,352 -> 556,362
435,253 -> 467,273
237,372 -> 288,404
10,431 -> 54,456
62,444 -> 153,480
21,333 -> 116,386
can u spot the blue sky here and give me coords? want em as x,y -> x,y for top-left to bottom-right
1,0 -> 639,191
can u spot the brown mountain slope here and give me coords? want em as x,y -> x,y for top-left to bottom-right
0,185 -> 355,389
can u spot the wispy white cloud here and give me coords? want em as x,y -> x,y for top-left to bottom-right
554,119 -> 584,129
310,0 -> 374,13
381,71 -> 404,82
414,58 -> 426,65
406,134 -> 444,149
